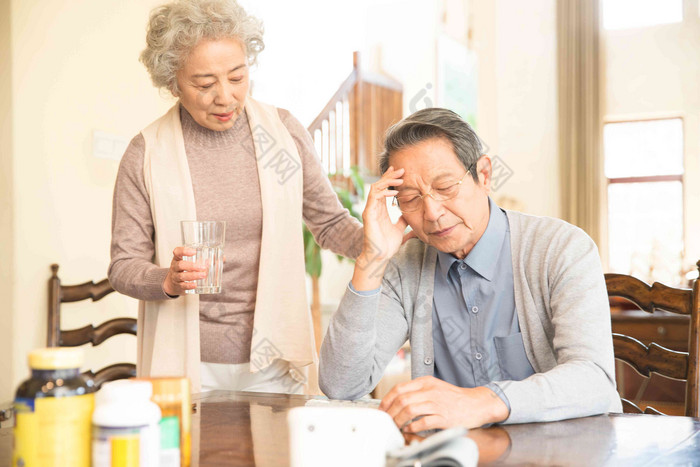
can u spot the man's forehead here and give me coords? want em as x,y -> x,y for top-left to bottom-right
397,167 -> 464,191
391,143 -> 464,182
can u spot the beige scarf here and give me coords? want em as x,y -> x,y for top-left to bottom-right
138,98 -> 318,393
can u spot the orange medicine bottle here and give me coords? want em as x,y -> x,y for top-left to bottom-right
13,347 -> 94,467
135,377 -> 192,467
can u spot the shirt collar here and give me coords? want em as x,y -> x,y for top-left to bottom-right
435,197 -> 508,282
436,248 -> 460,280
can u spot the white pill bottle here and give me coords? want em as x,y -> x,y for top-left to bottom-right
92,380 -> 162,467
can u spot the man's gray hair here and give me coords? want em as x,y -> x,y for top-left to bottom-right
378,108 -> 484,182
140,0 -> 264,94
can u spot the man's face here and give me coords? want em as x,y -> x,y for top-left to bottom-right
390,137 -> 491,259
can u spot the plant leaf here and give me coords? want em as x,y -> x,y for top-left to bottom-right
350,166 -> 365,200
302,168 -> 367,278
303,223 -> 322,277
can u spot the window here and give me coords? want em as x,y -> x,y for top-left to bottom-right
604,118 -> 684,285
602,0 -> 683,30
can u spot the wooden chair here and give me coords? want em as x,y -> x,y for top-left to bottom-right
48,263 -> 137,388
606,260 -> 700,417
0,406 -> 11,424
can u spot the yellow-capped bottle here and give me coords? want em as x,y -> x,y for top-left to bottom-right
13,347 -> 94,467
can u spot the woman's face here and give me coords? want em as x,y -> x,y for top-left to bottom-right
175,37 -> 249,131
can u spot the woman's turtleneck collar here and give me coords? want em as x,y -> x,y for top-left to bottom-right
179,103 -> 249,149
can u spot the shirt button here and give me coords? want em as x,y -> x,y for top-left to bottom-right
471,306 -> 479,314
424,357 -> 433,365
459,263 -> 467,270
475,353 -> 483,360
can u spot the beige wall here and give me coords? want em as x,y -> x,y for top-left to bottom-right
603,0 -> 700,270
475,0 -> 559,217
4,0 -> 172,400
1,0 -> 15,401
240,0 -> 367,125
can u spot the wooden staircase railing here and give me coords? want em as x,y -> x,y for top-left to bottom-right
307,51 -> 403,181
305,52 -> 403,353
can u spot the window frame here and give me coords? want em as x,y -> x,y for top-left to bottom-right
602,115 -> 687,281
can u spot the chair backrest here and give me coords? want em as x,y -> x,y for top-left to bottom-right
605,261 -> 700,417
48,263 -> 137,388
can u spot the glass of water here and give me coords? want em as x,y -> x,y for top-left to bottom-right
180,221 -> 226,294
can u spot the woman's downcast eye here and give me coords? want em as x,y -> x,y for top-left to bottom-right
195,75 -> 244,89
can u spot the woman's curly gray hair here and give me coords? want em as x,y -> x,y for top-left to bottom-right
140,0 -> 264,94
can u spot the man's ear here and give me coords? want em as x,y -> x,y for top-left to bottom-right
477,155 -> 493,194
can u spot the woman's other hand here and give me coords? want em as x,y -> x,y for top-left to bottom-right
162,246 -> 207,296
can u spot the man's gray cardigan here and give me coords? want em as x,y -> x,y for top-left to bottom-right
319,211 -> 622,424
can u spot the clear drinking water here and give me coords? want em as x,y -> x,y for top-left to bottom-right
183,245 -> 224,294
181,221 -> 226,295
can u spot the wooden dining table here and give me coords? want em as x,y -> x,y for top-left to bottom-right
2,390 -> 700,465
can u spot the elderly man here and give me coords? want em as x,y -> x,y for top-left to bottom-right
319,108 -> 621,431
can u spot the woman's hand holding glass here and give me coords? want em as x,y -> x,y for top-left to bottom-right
352,167 -> 409,291
163,246 -> 208,296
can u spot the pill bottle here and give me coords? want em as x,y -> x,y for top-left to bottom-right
136,377 -> 192,467
13,347 -> 94,467
92,380 -> 162,467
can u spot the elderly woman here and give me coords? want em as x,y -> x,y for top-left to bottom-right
109,0 -> 362,394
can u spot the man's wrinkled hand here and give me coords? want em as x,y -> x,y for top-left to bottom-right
379,376 -> 509,433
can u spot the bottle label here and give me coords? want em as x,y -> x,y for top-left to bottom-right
13,393 -> 94,467
92,426 -> 140,467
160,416 -> 181,466
93,424 -> 161,467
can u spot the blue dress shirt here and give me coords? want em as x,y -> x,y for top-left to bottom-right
432,198 -> 535,408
